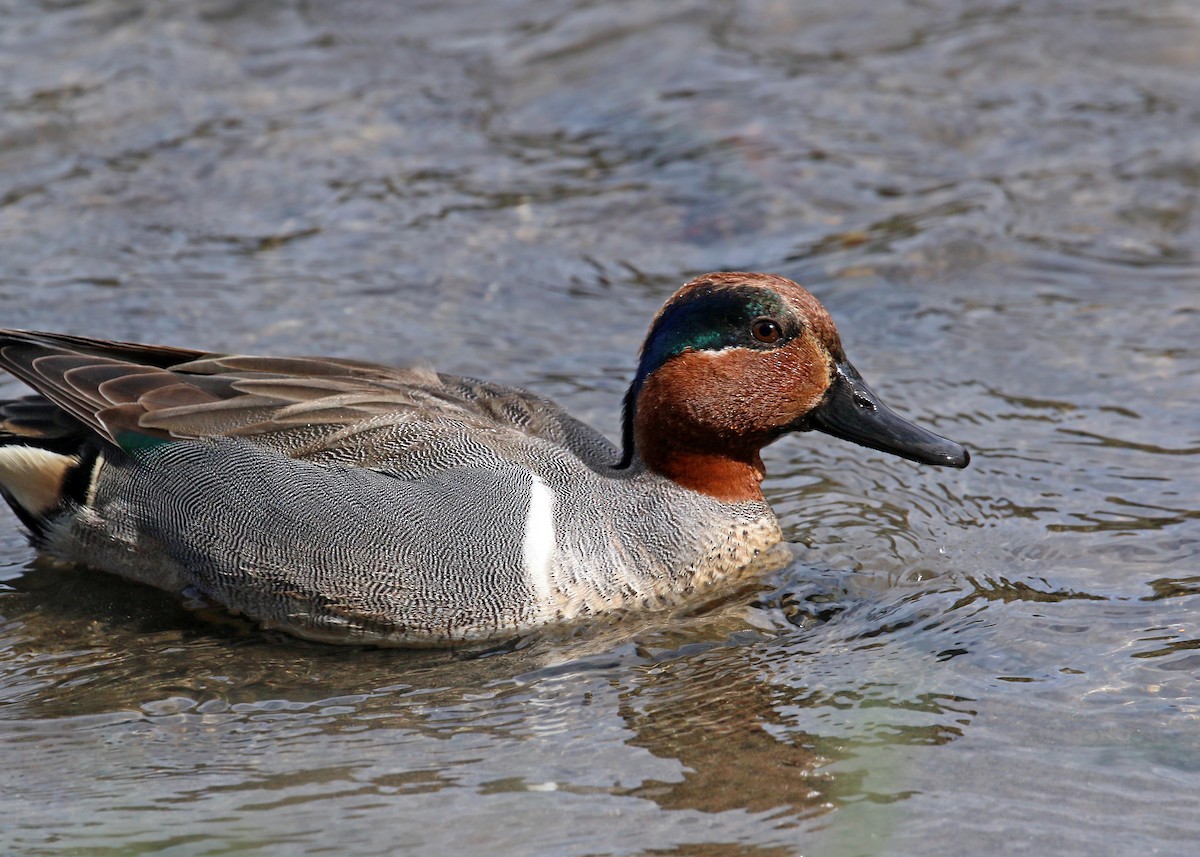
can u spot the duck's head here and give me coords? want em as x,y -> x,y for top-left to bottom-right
620,272 -> 969,501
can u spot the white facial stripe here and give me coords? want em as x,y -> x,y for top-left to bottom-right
688,346 -> 758,359
522,474 -> 557,611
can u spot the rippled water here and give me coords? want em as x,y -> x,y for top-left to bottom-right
2,1 -> 1199,854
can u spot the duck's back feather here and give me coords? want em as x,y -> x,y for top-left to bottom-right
0,330 -> 618,470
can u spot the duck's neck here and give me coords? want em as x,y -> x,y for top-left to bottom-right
635,436 -> 767,503
620,380 -> 767,504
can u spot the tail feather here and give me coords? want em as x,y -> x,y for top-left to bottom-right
1,395 -> 88,453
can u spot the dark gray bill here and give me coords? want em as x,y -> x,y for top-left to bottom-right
801,362 -> 969,468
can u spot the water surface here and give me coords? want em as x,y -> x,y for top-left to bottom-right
2,1 -> 1198,855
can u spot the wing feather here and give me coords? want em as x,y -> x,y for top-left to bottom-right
0,329 -> 619,468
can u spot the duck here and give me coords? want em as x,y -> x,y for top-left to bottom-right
0,272 -> 968,646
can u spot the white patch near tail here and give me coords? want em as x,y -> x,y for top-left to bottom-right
0,446 -> 78,516
522,474 -> 558,613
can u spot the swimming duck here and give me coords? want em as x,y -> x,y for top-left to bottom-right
0,272 -> 968,646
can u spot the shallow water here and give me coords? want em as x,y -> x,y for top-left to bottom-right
2,1 -> 1199,854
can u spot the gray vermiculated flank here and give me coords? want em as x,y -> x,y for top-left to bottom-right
61,427 -> 774,645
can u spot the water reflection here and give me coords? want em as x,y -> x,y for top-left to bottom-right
620,647 -> 833,818
2,555 -> 991,828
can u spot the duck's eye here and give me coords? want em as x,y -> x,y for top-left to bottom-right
751,318 -> 783,344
